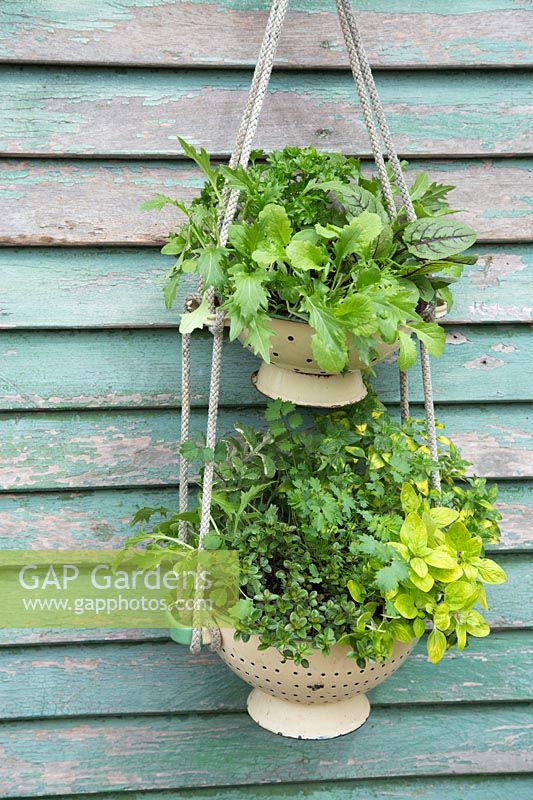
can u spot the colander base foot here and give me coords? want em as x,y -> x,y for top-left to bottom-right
246,688 -> 371,739
252,363 -> 367,408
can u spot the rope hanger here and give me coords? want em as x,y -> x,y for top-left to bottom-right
178,0 -> 442,654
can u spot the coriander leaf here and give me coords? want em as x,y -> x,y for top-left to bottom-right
375,560 -> 409,593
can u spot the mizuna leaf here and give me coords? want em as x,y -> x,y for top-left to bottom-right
335,211 -> 383,263
409,321 -> 446,357
142,193 -> 180,211
397,331 -> 417,370
258,204 -> 292,248
334,294 -> 378,336
232,272 -> 269,319
303,296 -> 348,373
179,295 -> 211,334
404,218 -> 477,261
243,314 -> 275,362
197,247 -> 226,290
286,239 -> 327,272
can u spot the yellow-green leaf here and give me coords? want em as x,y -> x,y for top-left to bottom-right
429,507 -> 459,527
409,569 -> 434,592
456,623 -> 467,651
428,564 -> 464,583
400,512 -> 428,555
413,617 -> 426,638
410,557 -> 428,578
433,604 -> 451,631
394,593 -> 418,619
445,520 -> 472,550
401,483 -> 420,515
444,580 -> 479,611
424,546 -> 458,570
465,610 -> 490,637
389,619 -> 413,644
347,579 -> 364,603
427,628 -> 447,663
475,558 -> 507,585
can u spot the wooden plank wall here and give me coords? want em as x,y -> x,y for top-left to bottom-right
0,1 -> 532,798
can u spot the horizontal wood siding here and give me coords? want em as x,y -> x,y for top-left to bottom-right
0,245 -> 531,328
1,68 -> 531,157
0,2 -> 531,799
1,705 -> 532,796
2,159 -> 532,245
0,1 -> 531,69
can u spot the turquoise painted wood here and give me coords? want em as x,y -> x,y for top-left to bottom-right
1,245 -> 531,328
1,1 -> 531,68
0,705 -> 531,796
0,482 -> 529,550
1,67 -> 531,157
0,552 -> 524,650
18,778 -> 533,800
0,325 -> 529,410
0,2 -> 531,798
0,632 -> 529,720
0,404 -> 531,492
2,158 -> 532,245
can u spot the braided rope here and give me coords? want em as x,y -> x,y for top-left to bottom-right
180,0 -> 444,654
337,0 -> 442,479
335,0 -> 410,418
178,330 -> 192,542
189,0 -> 290,654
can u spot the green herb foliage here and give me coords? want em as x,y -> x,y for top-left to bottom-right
147,145 -> 477,372
128,396 -> 505,668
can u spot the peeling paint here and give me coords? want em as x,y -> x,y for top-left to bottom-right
464,355 -> 505,370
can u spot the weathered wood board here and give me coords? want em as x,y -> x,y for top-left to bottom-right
1,704 -> 531,796
1,67 -> 531,157
0,1 -> 531,69
1,159 -> 531,245
0,2 -> 531,797
10,777 -> 532,800
0,632 -> 529,720
0,245 -> 531,328
0,405 -> 531,493
0,482 -> 530,551
0,325 -> 530,409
